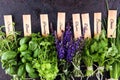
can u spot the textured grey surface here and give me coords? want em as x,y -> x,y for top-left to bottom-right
0,0 -> 120,80
0,63 -> 11,80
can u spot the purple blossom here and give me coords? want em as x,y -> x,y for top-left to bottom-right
63,25 -> 72,44
55,23 -> 84,62
66,41 -> 76,62
56,40 -> 65,59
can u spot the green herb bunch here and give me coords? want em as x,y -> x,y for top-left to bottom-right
82,37 -> 94,77
90,29 -> 108,80
0,26 -> 59,80
82,28 -> 108,78
17,33 -> 59,80
105,17 -> 120,80
0,25 -> 21,80
32,34 -> 59,80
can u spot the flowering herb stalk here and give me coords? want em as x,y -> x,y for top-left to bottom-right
55,23 -> 84,79
72,37 -> 84,78
55,24 -> 80,62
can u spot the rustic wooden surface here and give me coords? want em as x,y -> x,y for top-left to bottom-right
0,0 -> 120,80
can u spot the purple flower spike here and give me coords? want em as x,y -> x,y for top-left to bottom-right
55,23 -> 84,62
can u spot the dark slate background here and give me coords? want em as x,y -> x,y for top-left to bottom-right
0,0 -> 120,80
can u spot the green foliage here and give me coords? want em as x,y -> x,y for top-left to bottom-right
32,35 -> 59,80
105,17 -> 120,79
82,29 -> 108,77
0,26 -> 58,80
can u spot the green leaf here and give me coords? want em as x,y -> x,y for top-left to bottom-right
6,66 -> 16,76
33,49 -> 41,58
20,50 -> 32,57
19,44 -> 28,52
1,51 -> 18,60
40,41 -> 51,47
90,42 -> 97,53
28,41 -> 38,51
106,44 -> 118,57
28,72 -> 39,78
24,54 -> 32,61
26,63 -> 35,73
17,65 -> 25,77
19,37 -> 30,46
